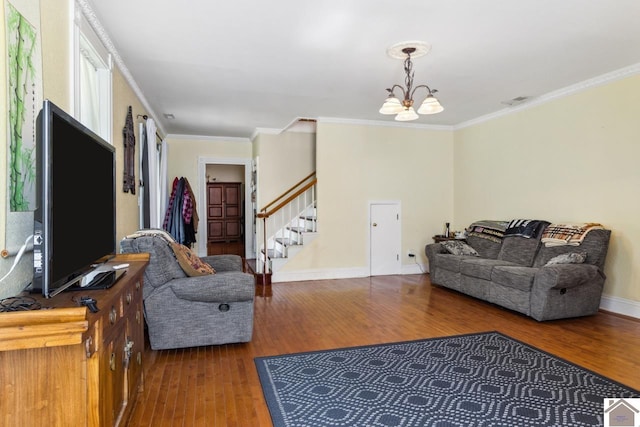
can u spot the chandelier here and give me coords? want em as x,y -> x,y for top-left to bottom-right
379,43 -> 444,121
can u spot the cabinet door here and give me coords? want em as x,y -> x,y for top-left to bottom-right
100,332 -> 126,426
126,280 -> 145,399
207,185 -> 223,218
207,183 -> 242,242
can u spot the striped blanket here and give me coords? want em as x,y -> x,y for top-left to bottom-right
541,223 -> 604,247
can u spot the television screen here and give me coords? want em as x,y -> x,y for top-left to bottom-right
33,100 -> 116,297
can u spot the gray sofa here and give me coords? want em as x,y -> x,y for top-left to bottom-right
120,235 -> 255,350
425,225 -> 611,321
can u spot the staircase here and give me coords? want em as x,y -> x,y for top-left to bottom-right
256,172 -> 317,275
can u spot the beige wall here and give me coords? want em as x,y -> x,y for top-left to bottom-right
206,164 -> 244,183
113,72 -> 148,240
164,135 -> 252,206
0,0 -> 150,298
281,122 -> 454,272
253,131 -> 316,210
454,75 -> 640,302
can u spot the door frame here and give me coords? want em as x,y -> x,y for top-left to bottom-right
197,156 -> 253,258
368,200 -> 402,276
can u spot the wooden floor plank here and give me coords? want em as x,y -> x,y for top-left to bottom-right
126,274 -> 640,426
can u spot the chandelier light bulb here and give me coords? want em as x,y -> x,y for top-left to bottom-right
379,42 -> 444,120
395,106 -> 418,121
379,96 -> 403,115
417,95 -> 444,115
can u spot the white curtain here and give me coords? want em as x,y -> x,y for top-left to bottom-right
159,138 -> 168,223
138,119 -> 167,229
145,119 -> 159,228
138,122 -> 146,229
79,52 -> 100,135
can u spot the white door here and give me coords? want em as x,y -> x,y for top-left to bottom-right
370,202 -> 401,276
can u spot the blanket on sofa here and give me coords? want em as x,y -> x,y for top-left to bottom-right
541,223 -> 604,246
504,219 -> 550,239
467,220 -> 509,243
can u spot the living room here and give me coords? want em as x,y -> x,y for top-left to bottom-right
0,1 -> 638,314
0,1 -> 639,426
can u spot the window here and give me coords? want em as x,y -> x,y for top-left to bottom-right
73,3 -> 112,142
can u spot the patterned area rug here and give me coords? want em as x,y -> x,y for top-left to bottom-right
255,332 -> 639,426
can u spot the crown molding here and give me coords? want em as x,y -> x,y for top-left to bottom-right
455,62 -> 640,130
318,117 -> 453,131
165,133 -> 251,143
252,127 -> 281,138
76,0 -> 166,136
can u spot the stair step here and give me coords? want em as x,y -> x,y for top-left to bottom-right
286,226 -> 311,234
262,248 -> 284,259
275,238 -> 300,247
300,215 -> 317,221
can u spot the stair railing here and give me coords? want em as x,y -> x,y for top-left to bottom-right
256,172 -> 317,276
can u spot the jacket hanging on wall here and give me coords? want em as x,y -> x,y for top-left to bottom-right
163,177 -> 198,246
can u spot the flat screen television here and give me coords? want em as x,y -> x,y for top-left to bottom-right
32,99 -> 116,298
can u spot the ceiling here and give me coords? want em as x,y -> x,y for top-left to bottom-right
84,0 -> 640,139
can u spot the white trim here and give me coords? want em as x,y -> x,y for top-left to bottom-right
274,265 -> 426,282
167,133 -> 251,143
197,157 -> 253,258
402,263 -> 426,275
600,294 -> 640,320
273,267 -> 369,283
455,62 -> 640,130
318,116 -> 453,131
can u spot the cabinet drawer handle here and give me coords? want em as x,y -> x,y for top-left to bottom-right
126,292 -> 132,304
109,307 -> 117,324
137,352 -> 142,365
85,336 -> 93,358
110,353 -> 116,371
136,309 -> 141,324
136,281 -> 141,290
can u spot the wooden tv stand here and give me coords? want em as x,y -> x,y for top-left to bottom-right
0,254 -> 149,427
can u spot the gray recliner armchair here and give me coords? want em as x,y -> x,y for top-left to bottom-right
120,234 -> 255,350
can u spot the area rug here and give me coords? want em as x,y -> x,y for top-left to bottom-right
255,331 -> 639,426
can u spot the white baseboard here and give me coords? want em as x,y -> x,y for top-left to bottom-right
273,264 -> 429,283
600,294 -> 640,319
402,263 -> 428,275
272,267 -> 369,283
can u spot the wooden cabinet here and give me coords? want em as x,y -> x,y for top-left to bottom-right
207,182 -> 242,242
0,254 -> 149,427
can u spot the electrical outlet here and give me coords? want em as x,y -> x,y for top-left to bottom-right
408,250 -> 415,258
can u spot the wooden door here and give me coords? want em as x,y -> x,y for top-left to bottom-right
207,183 -> 242,243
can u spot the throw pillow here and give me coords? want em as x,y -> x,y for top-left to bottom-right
441,240 -> 479,256
170,242 -> 216,276
545,252 -> 587,266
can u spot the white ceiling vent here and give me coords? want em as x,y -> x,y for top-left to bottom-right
501,96 -> 534,107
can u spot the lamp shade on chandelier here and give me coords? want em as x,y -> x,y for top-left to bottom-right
379,43 -> 443,121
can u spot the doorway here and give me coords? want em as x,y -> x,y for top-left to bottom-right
197,157 -> 253,258
369,202 -> 401,276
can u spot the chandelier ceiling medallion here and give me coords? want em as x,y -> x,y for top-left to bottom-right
379,41 -> 444,121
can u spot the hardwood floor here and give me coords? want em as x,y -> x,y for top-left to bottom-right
127,274 -> 640,426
